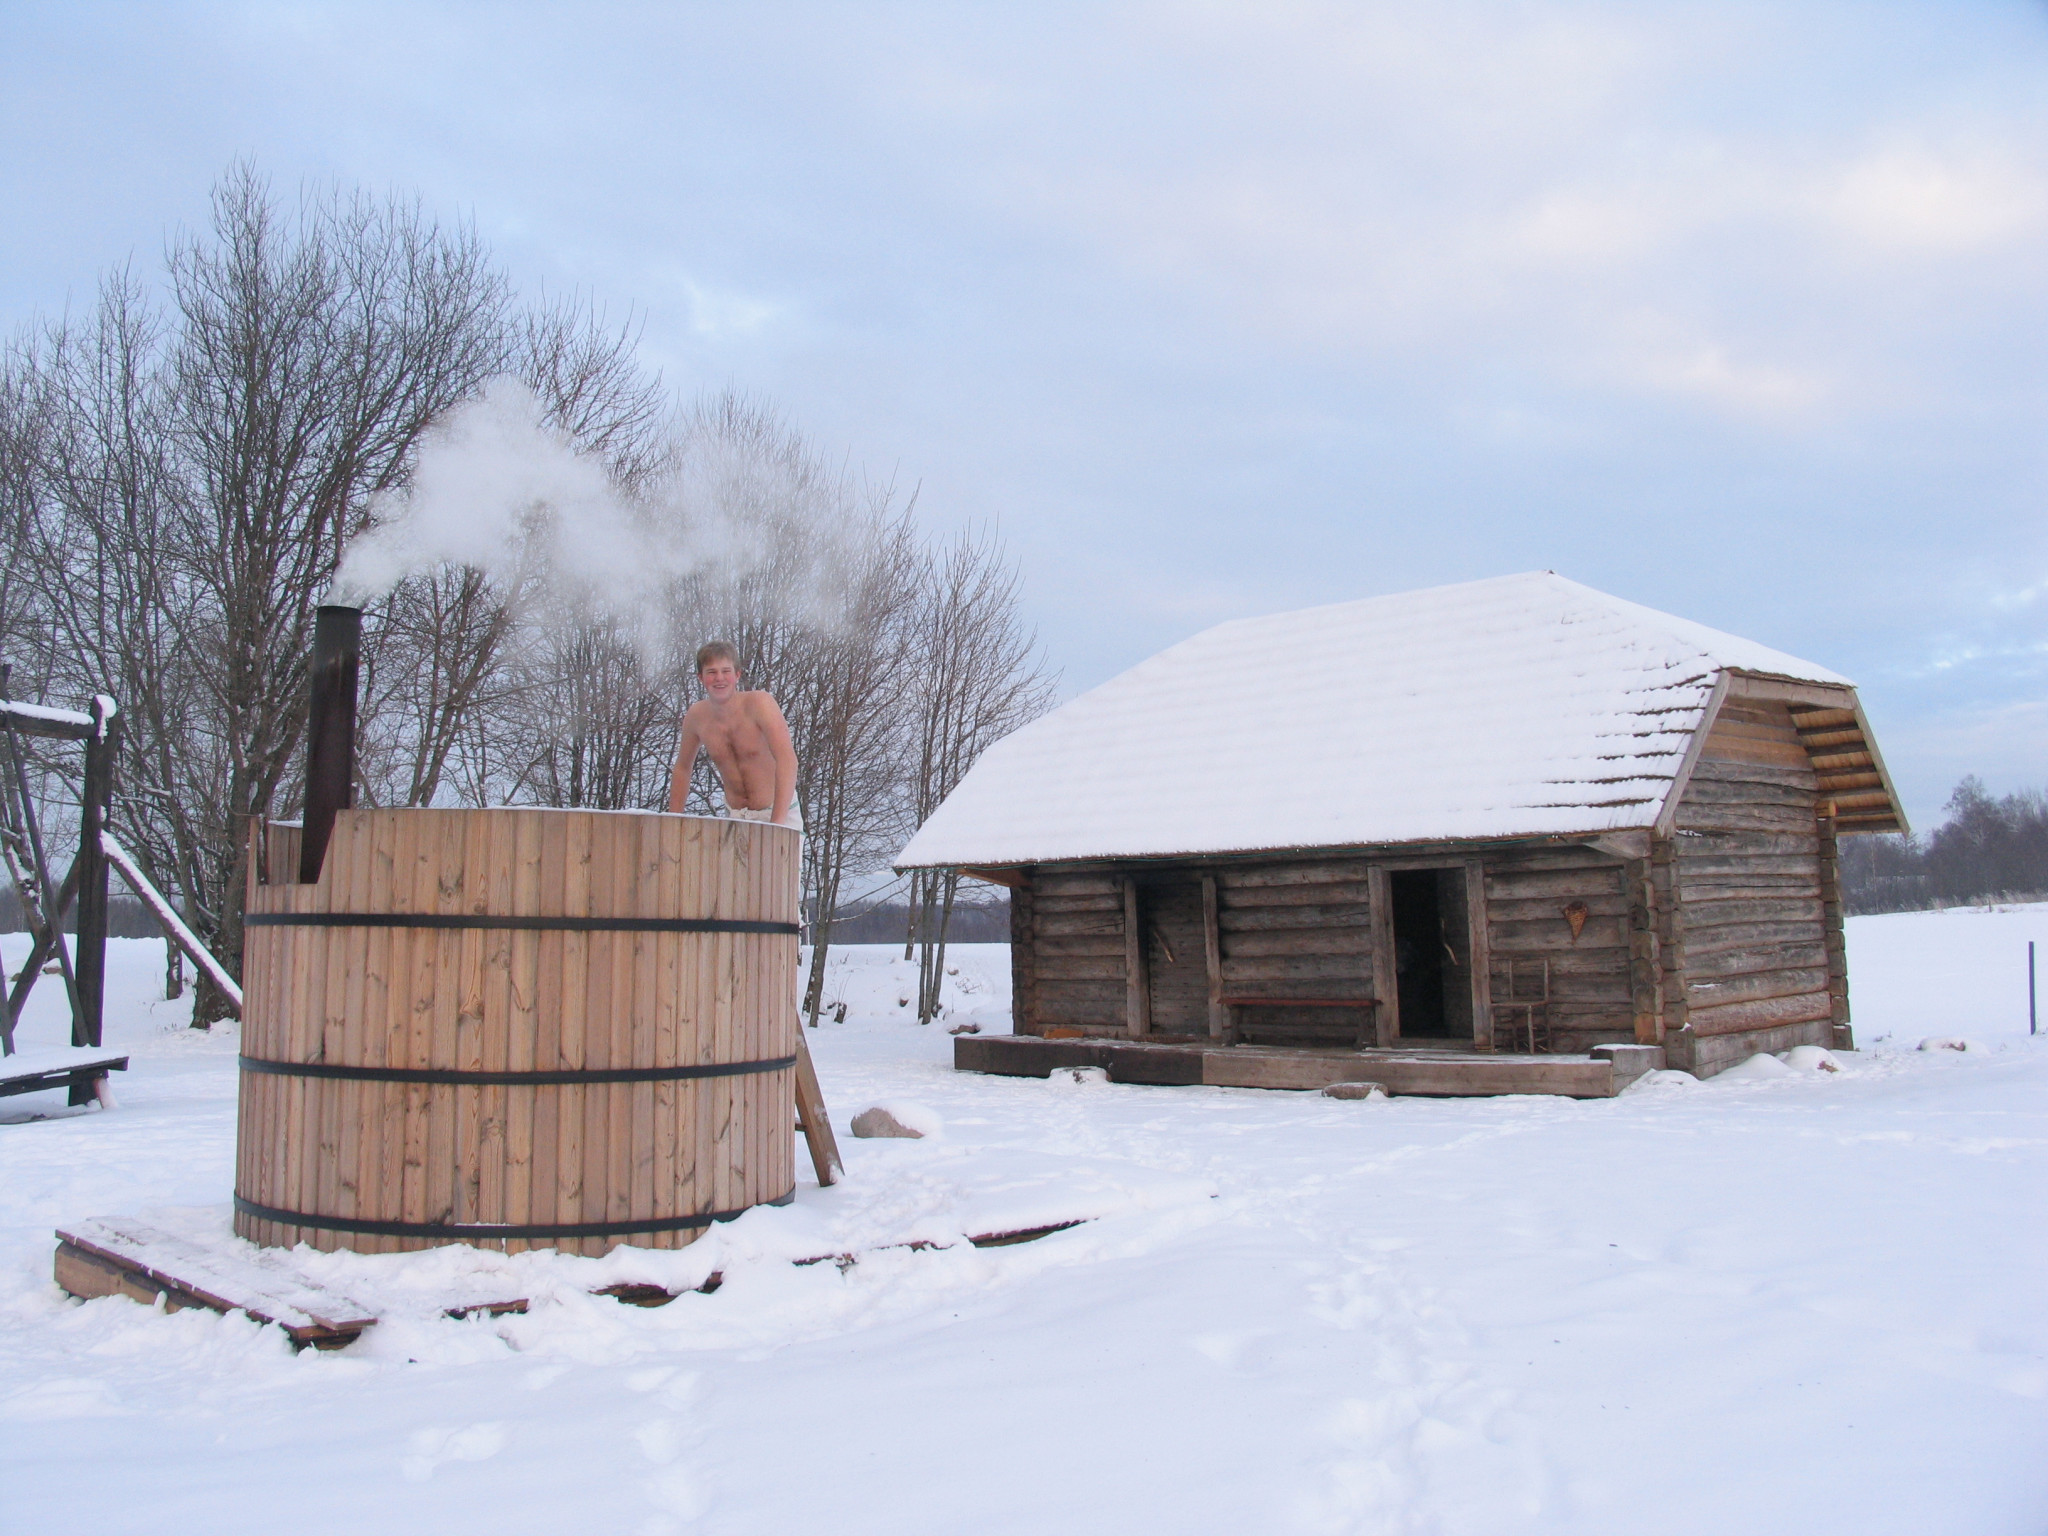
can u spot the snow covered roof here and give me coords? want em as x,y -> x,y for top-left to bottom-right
897,572 -> 1857,869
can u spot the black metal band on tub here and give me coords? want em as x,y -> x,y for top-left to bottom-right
242,911 -> 798,935
232,1191 -> 794,1242
238,1054 -> 796,1087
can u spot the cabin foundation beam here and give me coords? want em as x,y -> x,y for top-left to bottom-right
955,1034 -> 1620,1097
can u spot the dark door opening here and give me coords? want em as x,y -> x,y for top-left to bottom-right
1389,868 -> 1473,1041
1136,874 -> 1207,1036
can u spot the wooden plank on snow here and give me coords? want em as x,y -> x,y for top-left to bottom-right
54,1216 -> 378,1347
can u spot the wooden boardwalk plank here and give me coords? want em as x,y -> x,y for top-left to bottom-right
54,1217 -> 377,1346
955,1034 -> 1619,1098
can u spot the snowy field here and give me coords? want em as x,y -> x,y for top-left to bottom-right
1,910 -> 2044,1535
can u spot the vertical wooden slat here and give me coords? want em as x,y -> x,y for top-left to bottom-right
685,824 -> 713,1225
652,816 -> 683,1240
745,830 -> 766,1216
628,814 -> 658,1238
346,813 -> 387,1251
557,811 -> 592,1253
604,814 -> 636,1236
282,865 -> 314,1248
1201,872 -> 1226,1040
724,822 -> 745,1213
348,813 -> 380,1248
450,811 -> 487,1236
1122,875 -> 1150,1038
747,828 -> 766,1213
1625,855 -> 1662,1045
576,815 -> 613,1252
1367,865 -> 1398,1045
505,810 -> 542,1251
1817,806 -> 1851,1049
1465,860 -> 1493,1053
401,811 -> 438,1239
476,810 -> 513,1240
532,811 -> 566,1240
1009,872 -> 1037,1037
1651,835 -> 1688,1043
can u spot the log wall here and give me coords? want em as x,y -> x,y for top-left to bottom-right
1214,859 -> 1375,1046
1480,844 -> 1635,1053
1020,859 -> 1378,1045
1029,870 -> 1128,1032
1008,693 -> 1845,1076
1668,695 -> 1834,1073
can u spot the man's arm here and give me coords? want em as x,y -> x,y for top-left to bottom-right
667,707 -> 705,813
754,693 -> 799,826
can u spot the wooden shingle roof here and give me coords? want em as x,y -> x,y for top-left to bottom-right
898,572 -> 1904,870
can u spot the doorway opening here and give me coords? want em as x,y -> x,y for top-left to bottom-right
1388,868 -> 1474,1041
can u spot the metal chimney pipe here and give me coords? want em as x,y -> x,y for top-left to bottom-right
299,604 -> 362,884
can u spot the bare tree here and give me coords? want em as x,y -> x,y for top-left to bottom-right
498,608 -> 675,809
0,332 -> 56,678
6,164 -> 1057,1036
151,168 -> 510,1020
902,528 -> 1054,1021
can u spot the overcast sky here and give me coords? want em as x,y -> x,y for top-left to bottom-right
6,2 -> 2047,829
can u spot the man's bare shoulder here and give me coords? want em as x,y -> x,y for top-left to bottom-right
742,689 -> 787,721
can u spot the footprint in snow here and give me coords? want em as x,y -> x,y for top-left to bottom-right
400,1421 -> 506,1483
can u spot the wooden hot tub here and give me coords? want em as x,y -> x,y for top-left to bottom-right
233,807 -> 799,1256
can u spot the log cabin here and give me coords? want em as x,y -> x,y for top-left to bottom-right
895,573 -> 1906,1096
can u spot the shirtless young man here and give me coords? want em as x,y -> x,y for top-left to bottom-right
667,642 -> 800,828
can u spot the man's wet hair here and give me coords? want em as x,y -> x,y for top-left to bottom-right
695,641 -> 740,675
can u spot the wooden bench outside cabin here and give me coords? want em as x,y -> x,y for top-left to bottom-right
0,1047 -> 128,1107
1219,996 -> 1379,1049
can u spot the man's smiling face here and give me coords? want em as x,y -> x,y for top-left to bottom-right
699,658 -> 740,702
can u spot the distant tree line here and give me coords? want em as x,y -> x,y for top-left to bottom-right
1840,777 -> 2048,914
820,895 -> 1010,947
0,164 -> 1051,1024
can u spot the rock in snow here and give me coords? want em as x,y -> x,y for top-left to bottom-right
850,1101 -> 944,1139
1320,1081 -> 1389,1100
1779,1045 -> 1844,1072
1046,1065 -> 1110,1087
1917,1036 -> 1982,1052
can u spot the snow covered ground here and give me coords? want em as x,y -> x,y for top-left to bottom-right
1,911 -> 2044,1535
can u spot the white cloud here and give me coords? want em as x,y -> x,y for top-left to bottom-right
1829,142 -> 2048,251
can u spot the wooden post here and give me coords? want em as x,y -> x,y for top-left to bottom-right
1201,872 -> 1227,1040
72,698 -> 115,1059
1625,856 -> 1662,1045
1009,872 -> 1038,1037
1464,861 -> 1493,1052
792,1031 -> 843,1187
1650,835 -> 1687,1041
1122,875 -> 1150,1037
1816,803 -> 1851,1050
1367,865 -> 1397,1045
